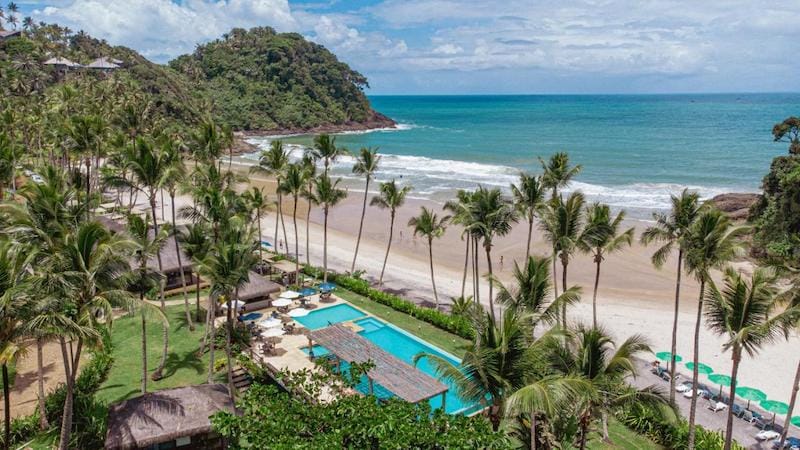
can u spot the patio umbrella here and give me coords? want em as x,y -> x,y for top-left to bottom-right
288,307 -> 310,318
299,287 -> 317,297
221,299 -> 245,311
791,416 -> 800,427
280,290 -> 301,299
655,351 -> 682,371
318,282 -> 336,291
734,386 -> 766,409
760,400 -> 789,425
272,298 -> 293,307
707,374 -> 732,396
685,362 -> 713,375
259,317 -> 282,328
261,240 -> 272,248
262,328 -> 286,338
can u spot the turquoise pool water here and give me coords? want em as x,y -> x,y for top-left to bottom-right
293,303 -> 366,330
297,308 -> 482,415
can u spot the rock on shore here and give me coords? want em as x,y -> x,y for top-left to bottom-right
708,193 -> 761,220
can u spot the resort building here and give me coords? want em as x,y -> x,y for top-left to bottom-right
147,238 -> 195,291
0,30 -> 21,41
104,384 -> 235,450
86,56 -> 122,71
43,56 -> 81,70
238,271 -> 282,312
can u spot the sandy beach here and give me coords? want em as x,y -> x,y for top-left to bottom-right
233,163 -> 799,405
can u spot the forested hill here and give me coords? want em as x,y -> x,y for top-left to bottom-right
169,27 -> 393,132
0,24 -> 393,133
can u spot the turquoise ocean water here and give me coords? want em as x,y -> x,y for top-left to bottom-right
246,94 -> 799,219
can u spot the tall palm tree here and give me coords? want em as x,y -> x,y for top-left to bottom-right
578,203 -> 634,327
512,173 -> 546,260
370,180 -> 412,287
408,207 -> 450,308
471,186 -> 518,321
684,209 -> 745,449
300,154 -> 318,266
242,187 -> 269,261
640,189 -> 702,402
0,240 -> 28,450
190,119 -> 224,164
704,267 -> 792,450
279,163 -> 308,283
540,192 -> 585,326
444,190 -> 477,299
309,134 -> 348,175
351,147 -> 380,273
0,132 -> 15,200
126,213 -> 168,394
250,141 -> 289,254
540,152 -> 582,200
64,114 -> 106,216
314,173 -> 347,283
179,223 -> 211,323
777,270 -> 800,449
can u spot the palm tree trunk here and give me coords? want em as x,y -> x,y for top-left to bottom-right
85,157 -> 91,220
578,411 -> 591,450
195,276 -> 202,322
273,199 -> 280,254
206,295 -> 216,384
561,259 -> 568,327
57,338 -> 73,450
278,192 -> 289,256
305,203 -> 312,266
552,248 -> 559,301
352,177 -> 370,273
526,215 -> 534,260
592,255 -> 601,328
473,237 -> 480,304
378,211 -> 395,286
225,290 -> 236,402
3,363 -> 10,450
669,249 -> 684,403
150,197 -> 169,381
292,194 -> 300,285
323,207 -> 329,283
257,214 -> 263,261
485,246 -> 495,323
687,278 -> 706,450
778,358 -> 800,449
36,339 -> 48,430
530,413 -> 537,450
461,237 -> 469,298
172,193 -> 194,331
724,346 -> 741,450
429,238 -> 439,308
141,307 -> 147,394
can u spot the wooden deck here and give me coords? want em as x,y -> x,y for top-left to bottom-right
310,324 -> 448,405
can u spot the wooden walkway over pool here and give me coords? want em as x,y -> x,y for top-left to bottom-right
309,324 -> 449,407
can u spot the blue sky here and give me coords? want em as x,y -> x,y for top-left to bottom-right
10,0 -> 800,94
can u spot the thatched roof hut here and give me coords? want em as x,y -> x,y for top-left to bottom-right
86,56 -> 121,70
148,237 -> 192,274
0,30 -> 21,40
239,271 -> 282,302
104,384 -> 235,450
43,56 -> 81,68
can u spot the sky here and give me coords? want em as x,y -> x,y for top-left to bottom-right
9,0 -> 800,94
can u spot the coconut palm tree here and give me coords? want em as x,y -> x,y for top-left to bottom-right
704,267 -> 793,450
540,192 -> 585,326
314,173 -> 347,283
777,269 -> 800,449
126,213 -> 168,394
242,187 -> 270,261
578,203 -> 634,327
64,114 -> 106,216
250,140 -> 289,255
190,119 -> 224,164
408,207 -> 450,308
640,189 -> 702,402
512,173 -> 546,260
444,190 -> 478,300
179,222 -> 211,322
309,134 -> 348,175
370,180 -> 412,287
300,154 -> 318,266
549,325 -> 673,448
351,147 -> 380,273
0,240 -> 28,450
0,132 -> 15,200
684,209 -> 745,449
540,152 -> 582,200
279,163 -> 308,283
471,186 -> 518,321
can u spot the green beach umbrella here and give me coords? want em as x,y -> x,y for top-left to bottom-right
734,386 -> 766,409
791,416 -> 800,427
760,400 -> 790,425
707,374 -> 732,396
655,351 -> 682,371
685,362 -> 713,375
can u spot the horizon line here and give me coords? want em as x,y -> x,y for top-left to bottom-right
365,91 -> 799,97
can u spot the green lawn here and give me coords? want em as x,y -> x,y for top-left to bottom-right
96,305 -> 214,405
335,288 -> 470,357
586,417 -> 662,450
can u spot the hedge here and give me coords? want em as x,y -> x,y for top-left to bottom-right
302,265 -> 475,340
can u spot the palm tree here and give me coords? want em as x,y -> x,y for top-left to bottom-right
777,270 -> 800,449
549,325 -> 672,448
578,203 -> 634,327
540,192 -> 585,326
351,147 -> 380,273
0,132 -> 15,200
704,267 -> 791,450
471,186 -> 518,321
64,114 -> 106,215
300,154 -> 318,266
408,206 -> 450,308
0,240 -> 28,450
370,180 -> 412,287
190,119 -> 224,164
250,141 -> 289,254
444,190 -> 477,300
640,189 -> 702,402
512,173 -> 546,260
314,173 -> 347,283
309,134 -> 348,175
242,187 -> 270,261
540,152 -> 582,200
126,213 -> 168,394
684,209 -> 745,449
279,163 -> 308,283
179,223 -> 211,322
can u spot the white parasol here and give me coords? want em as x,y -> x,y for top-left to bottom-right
287,308 -> 310,318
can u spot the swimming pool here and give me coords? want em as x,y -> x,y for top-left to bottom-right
296,307 -> 482,415
293,303 -> 366,330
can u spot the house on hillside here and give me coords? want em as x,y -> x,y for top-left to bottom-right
0,30 -> 21,41
104,384 -> 235,450
86,56 -> 121,72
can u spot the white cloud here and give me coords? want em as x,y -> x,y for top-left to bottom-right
431,43 -> 462,55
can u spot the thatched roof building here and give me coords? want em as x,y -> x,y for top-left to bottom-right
104,384 -> 235,450
0,30 -> 21,41
43,56 -> 81,68
87,56 -> 121,70
238,271 -> 282,302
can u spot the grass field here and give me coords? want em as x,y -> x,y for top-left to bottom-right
585,417 -> 662,449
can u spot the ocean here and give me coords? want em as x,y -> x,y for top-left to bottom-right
245,94 -> 799,219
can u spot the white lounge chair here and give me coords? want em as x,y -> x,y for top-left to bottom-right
675,382 -> 692,393
755,429 -> 780,441
708,401 -> 727,412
